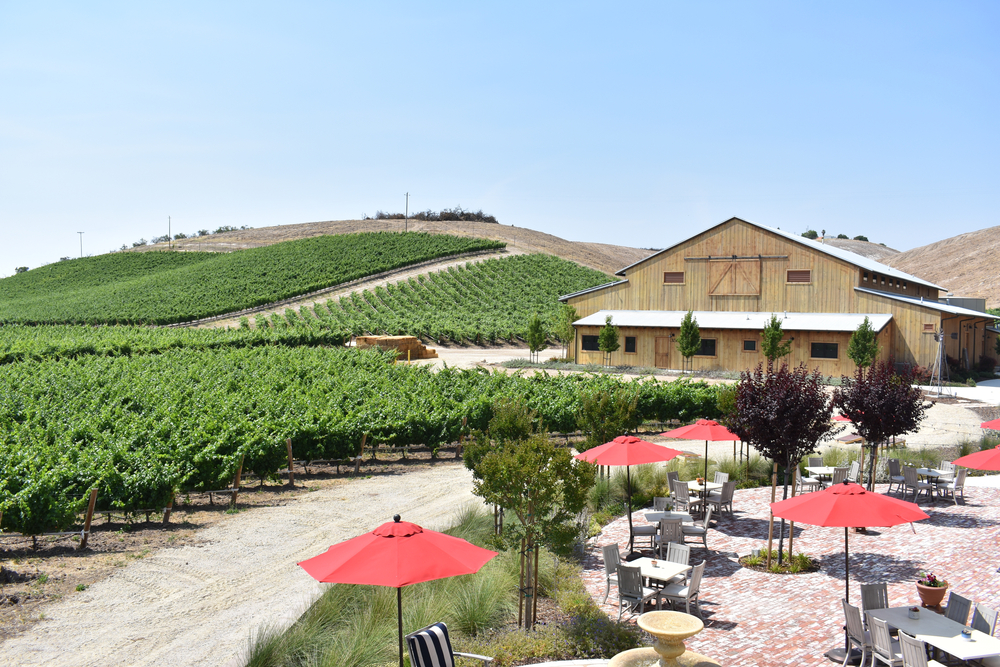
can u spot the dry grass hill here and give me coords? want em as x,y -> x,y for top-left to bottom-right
134,218 -> 653,277
821,237 -> 900,263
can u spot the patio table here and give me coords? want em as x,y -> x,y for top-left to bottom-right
805,466 -> 838,481
689,481 -> 723,494
626,556 -> 691,588
867,606 -> 1000,662
644,511 -> 694,524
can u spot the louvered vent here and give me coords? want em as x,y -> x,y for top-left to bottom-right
663,271 -> 684,284
787,270 -> 811,283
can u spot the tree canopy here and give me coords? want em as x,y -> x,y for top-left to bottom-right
598,315 -> 620,366
761,314 -> 791,365
676,311 -> 701,370
847,316 -> 880,369
526,313 -> 547,363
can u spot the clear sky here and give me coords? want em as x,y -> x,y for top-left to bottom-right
1,2 -> 997,276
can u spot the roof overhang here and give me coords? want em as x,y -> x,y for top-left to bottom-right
573,310 -> 893,333
855,287 -> 996,318
558,280 -> 628,302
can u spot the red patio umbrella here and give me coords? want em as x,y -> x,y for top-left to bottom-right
575,435 -> 685,552
833,414 -> 853,422
299,515 -> 498,667
661,419 -> 740,492
953,444 -> 1000,471
980,418 -> 1000,431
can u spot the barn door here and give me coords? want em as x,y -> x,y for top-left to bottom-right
655,337 -> 671,368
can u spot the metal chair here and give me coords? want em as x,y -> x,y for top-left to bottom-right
945,591 -> 972,626
887,459 -> 906,495
660,560 -> 706,618
936,469 -> 966,505
972,603 -> 999,636
713,471 -> 729,484
867,612 -> 903,667
681,507 -> 713,550
406,622 -> 493,667
707,480 -> 736,517
897,630 -> 946,667
842,599 -> 871,667
601,544 -> 621,604
654,517 -> 684,558
902,466 -> 933,502
616,563 -> 663,621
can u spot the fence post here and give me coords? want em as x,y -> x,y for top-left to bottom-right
230,454 -> 244,508
162,491 -> 174,525
354,434 -> 367,476
79,489 -> 98,550
286,438 -> 295,487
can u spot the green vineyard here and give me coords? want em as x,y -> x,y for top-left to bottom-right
0,233 -> 505,325
287,254 -> 611,343
0,345 -> 720,536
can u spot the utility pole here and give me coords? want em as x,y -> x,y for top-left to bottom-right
404,192 -> 409,233
168,216 -> 172,249
78,231 -> 84,258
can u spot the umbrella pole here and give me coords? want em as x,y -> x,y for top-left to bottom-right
397,587 -> 403,667
626,466 -> 635,553
845,527 -> 850,602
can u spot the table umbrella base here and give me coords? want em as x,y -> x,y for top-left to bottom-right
825,646 -> 863,664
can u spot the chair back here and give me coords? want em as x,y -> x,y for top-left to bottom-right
719,480 -> 736,503
653,496 -> 670,511
700,506 -> 713,529
945,591 -> 972,626
940,460 -> 956,473
831,467 -> 848,485
972,603 -> 999,635
665,542 -> 691,567
808,456 -> 824,468
842,599 -> 866,646
954,468 -> 967,489
897,631 -> 929,667
666,471 -> 679,496
617,564 -> 643,599
406,622 -> 456,667
687,560 -> 706,593
867,613 -> 896,661
672,481 -> 691,510
860,582 -> 889,616
713,471 -> 729,484
902,466 -> 919,487
847,460 -> 860,483
659,517 -> 683,545
888,458 -> 901,477
602,544 -> 621,578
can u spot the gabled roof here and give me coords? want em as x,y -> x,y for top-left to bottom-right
855,287 -> 997,318
613,217 -> 946,291
558,280 -> 628,302
574,310 -> 893,333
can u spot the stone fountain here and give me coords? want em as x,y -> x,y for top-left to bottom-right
608,611 -> 720,667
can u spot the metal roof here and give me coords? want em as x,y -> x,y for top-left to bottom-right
855,287 -> 997,318
558,280 -> 628,302
613,217 -> 946,291
574,310 -> 893,333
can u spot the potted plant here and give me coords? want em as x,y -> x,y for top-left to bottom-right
916,571 -> 948,608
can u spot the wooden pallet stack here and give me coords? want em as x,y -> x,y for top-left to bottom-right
355,335 -> 438,359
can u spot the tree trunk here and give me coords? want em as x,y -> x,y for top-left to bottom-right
518,537 -> 526,628
868,443 -> 880,492
788,465 -> 797,561
777,466 -> 789,565
766,462 -> 778,569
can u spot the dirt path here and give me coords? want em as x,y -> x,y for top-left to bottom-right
0,464 -> 477,667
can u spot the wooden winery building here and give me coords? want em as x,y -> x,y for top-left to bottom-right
560,217 -> 999,375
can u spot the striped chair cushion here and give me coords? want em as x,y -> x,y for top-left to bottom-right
406,622 -> 455,667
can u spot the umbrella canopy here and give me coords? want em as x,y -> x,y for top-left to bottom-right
981,418 -> 1000,431
661,419 -> 740,491
575,436 -> 684,552
770,481 -> 929,601
833,414 -> 853,422
299,515 -> 498,667
953,445 -> 1000,471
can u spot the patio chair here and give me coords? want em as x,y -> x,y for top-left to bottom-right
631,519 -> 658,551
601,544 -> 621,604
897,630 -> 946,667
823,467 -> 849,489
666,471 -> 679,498
867,612 -> 903,667
672,480 -> 693,513
653,496 -> 671,511
902,466 -> 933,502
660,559 -> 706,618
887,459 -> 906,495
707,481 -> 736,517
796,466 -> 822,493
654,517 -> 684,558
808,456 -> 824,468
935,469 -> 966,505
681,507 -> 713,550
945,591 -> 972,626
938,460 -> 956,480
972,603 -> 999,636
406,622 -> 494,667
847,460 -> 861,483
616,563 -> 663,621
842,599 -> 871,667
860,582 -> 889,627
662,542 -> 691,585
713,471 -> 729,484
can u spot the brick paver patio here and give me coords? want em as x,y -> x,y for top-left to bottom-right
582,484 -> 1000,666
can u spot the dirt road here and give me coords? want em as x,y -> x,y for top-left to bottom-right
0,464 -> 477,667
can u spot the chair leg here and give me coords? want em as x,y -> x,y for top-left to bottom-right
603,578 -> 610,604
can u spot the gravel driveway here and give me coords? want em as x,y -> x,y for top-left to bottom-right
0,464 -> 477,667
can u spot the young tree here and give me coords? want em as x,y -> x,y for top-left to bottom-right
847,316 -> 880,370
676,311 -> 701,372
525,313 -> 548,363
464,401 -> 595,630
577,389 -> 641,452
761,314 -> 792,367
834,359 -> 927,491
724,363 -> 835,566
551,303 -> 578,359
597,315 -> 620,367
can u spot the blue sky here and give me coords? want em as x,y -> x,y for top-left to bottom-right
1,2 -> 997,275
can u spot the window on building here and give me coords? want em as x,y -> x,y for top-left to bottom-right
743,340 -> 757,352
581,335 -> 600,351
625,336 -> 637,353
810,342 -> 838,359
696,339 -> 717,357
663,271 -> 684,284
787,270 -> 811,283
903,281 -> 907,290
863,271 -> 868,282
